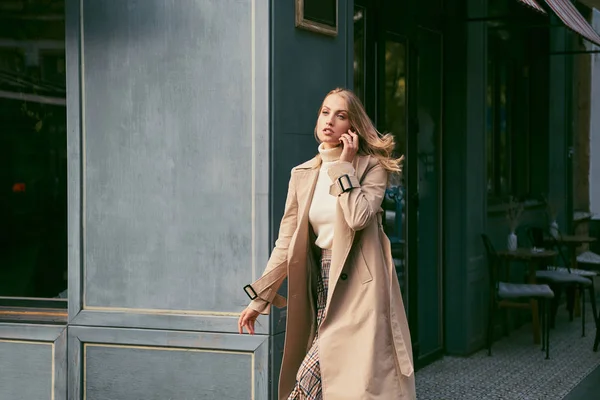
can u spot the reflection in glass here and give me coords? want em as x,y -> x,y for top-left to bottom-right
0,1 -> 67,299
384,41 -> 407,158
498,66 -> 509,195
487,31 -> 512,198
353,6 -> 366,104
382,40 -> 407,303
487,59 -> 494,194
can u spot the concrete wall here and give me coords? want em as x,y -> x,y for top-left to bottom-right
0,324 -> 66,400
0,0 -> 355,398
67,0 -> 271,398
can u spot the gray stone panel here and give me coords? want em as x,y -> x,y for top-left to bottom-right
0,324 -> 67,400
84,345 -> 251,400
69,326 -> 268,400
0,341 -> 53,400
75,0 -> 268,313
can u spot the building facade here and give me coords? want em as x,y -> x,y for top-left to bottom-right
0,0 -> 598,398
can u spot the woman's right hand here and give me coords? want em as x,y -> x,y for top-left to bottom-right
238,307 -> 260,335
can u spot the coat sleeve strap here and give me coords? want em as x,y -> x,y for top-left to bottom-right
244,261 -> 288,309
329,173 -> 360,196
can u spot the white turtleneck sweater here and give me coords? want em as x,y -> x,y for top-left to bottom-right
309,144 -> 353,250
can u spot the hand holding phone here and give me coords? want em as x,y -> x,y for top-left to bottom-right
340,128 -> 359,163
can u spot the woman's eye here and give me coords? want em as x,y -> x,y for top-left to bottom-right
322,111 -> 329,115
338,114 -> 346,120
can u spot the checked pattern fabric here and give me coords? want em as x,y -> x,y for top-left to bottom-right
287,250 -> 332,400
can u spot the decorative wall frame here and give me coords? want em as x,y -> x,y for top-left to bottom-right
295,0 -> 338,37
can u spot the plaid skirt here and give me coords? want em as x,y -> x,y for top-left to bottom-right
287,249 -> 332,400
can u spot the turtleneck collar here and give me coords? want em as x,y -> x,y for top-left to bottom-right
318,143 -> 343,163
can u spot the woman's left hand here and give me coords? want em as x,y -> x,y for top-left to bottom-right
340,129 -> 359,163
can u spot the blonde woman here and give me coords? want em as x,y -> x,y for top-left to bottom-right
238,88 -> 415,399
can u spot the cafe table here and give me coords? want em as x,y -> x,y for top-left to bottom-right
543,234 -> 597,269
496,248 -> 557,344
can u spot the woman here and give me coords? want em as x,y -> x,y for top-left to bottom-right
238,88 -> 415,400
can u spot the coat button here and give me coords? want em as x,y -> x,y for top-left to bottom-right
340,273 -> 348,281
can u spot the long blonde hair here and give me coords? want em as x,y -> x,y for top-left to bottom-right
314,88 -> 404,174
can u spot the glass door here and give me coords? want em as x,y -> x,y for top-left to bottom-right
354,0 -> 444,366
354,0 -> 419,354
379,35 -> 419,343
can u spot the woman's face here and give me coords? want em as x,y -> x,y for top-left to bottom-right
316,94 -> 352,149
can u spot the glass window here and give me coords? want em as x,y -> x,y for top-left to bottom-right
0,0 -> 67,309
486,25 -> 533,201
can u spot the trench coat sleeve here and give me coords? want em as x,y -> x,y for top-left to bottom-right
246,172 -> 298,315
327,159 -> 387,231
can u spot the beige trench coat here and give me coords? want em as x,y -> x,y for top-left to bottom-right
245,154 -> 415,400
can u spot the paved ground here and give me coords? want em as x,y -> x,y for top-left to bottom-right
415,304 -> 600,400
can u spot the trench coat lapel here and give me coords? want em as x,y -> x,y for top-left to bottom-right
290,155 -> 372,311
286,157 -> 320,279
326,156 -> 370,308
294,158 -> 320,228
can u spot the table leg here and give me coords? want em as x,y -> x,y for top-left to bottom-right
529,260 -> 541,344
573,251 -> 582,317
531,299 -> 541,344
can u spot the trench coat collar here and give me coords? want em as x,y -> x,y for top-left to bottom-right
293,152 -> 370,173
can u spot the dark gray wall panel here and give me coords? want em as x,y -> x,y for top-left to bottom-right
84,345 -> 251,400
269,332 -> 286,400
73,0 -> 269,313
271,0 -> 351,210
548,22 -> 572,230
269,0 -> 352,335
443,0 -> 488,355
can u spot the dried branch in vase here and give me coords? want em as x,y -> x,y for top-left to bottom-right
541,195 -> 561,221
506,197 -> 524,232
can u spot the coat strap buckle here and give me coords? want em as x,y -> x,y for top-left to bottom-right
243,284 -> 258,300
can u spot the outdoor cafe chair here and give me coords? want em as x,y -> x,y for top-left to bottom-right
481,234 -> 553,359
528,227 -> 598,338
